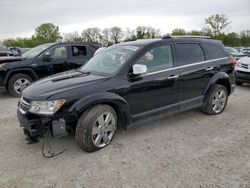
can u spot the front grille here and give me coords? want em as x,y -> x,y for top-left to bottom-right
19,97 -> 30,113
241,63 -> 249,69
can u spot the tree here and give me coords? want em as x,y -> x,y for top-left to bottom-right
102,27 -> 123,46
81,28 -> 102,44
34,23 -> 62,43
204,14 -> 230,37
63,31 -> 83,42
109,27 -> 123,44
171,28 -> 186,35
125,26 -> 161,40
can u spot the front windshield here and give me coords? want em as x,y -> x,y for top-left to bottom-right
81,45 -> 140,75
22,43 -> 53,59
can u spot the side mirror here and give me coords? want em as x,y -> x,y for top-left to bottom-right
132,64 -> 147,76
42,53 -> 52,62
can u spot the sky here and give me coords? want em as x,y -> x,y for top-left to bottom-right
0,0 -> 249,40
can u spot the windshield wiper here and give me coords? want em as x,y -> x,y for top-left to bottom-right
75,70 -> 91,75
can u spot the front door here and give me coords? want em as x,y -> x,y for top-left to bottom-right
123,44 -> 181,121
36,46 -> 69,78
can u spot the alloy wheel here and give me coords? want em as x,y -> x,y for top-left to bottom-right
14,78 -> 31,94
91,112 -> 116,148
212,89 -> 227,113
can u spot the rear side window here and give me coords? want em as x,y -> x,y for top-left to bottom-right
203,43 -> 227,60
71,46 -> 87,57
175,43 -> 205,66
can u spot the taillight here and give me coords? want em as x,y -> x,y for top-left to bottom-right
231,59 -> 237,66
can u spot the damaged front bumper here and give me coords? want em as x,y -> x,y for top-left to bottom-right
17,99 -> 68,141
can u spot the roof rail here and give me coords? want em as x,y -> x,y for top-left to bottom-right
171,35 -> 211,39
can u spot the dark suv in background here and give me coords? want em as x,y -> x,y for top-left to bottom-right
17,36 -> 235,152
0,42 -> 100,97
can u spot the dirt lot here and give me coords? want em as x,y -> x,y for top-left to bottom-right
0,86 -> 250,188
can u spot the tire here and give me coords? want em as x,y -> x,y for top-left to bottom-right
202,84 -> 228,115
75,105 -> 117,152
236,81 -> 243,86
7,74 -> 33,98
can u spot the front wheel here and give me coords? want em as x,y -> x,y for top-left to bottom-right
7,74 -> 33,97
75,105 -> 117,152
202,84 -> 228,115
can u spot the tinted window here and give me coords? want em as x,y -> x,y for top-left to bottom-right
72,46 -> 87,57
136,45 -> 173,73
203,43 -> 227,60
175,43 -> 205,66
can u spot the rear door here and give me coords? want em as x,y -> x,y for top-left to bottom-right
67,45 -> 92,70
174,42 -> 214,109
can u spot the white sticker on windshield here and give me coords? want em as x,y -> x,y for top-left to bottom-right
123,46 -> 139,51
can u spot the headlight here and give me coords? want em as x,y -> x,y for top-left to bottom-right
29,99 -> 65,115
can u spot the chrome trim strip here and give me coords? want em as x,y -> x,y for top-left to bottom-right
19,107 -> 27,114
144,57 -> 229,76
20,97 -> 30,106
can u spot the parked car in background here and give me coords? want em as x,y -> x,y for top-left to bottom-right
20,48 -> 31,54
242,48 -> 250,56
9,47 -> 32,56
9,47 -> 22,56
0,42 -> 101,97
0,45 -> 12,57
226,47 -> 246,60
235,56 -> 250,85
17,36 -> 235,152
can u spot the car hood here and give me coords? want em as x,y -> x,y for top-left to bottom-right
22,70 -> 109,100
0,56 -> 24,63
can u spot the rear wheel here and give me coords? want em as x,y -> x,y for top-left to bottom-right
75,105 -> 117,152
202,84 -> 228,115
7,74 -> 33,97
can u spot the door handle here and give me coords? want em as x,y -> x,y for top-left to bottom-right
168,75 -> 179,79
206,67 -> 214,71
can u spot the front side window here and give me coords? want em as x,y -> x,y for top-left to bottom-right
80,45 -> 139,75
175,43 -> 205,66
135,45 -> 173,73
46,46 -> 67,59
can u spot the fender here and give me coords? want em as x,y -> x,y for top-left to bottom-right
4,68 -> 39,85
203,72 -> 232,103
67,92 -> 132,128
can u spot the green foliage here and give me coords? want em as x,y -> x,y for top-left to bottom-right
171,28 -> 186,35
3,23 -> 62,48
34,23 -> 62,43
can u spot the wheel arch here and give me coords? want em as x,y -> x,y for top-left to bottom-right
203,72 -> 232,104
4,68 -> 39,86
66,92 -> 131,130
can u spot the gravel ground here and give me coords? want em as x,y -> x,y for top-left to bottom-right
0,85 -> 250,188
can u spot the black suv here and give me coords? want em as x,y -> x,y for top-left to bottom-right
17,36 -> 235,152
0,42 -> 100,97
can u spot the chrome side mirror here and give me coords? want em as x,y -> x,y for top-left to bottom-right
132,64 -> 147,76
